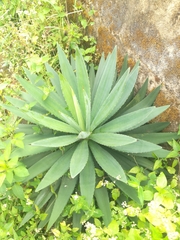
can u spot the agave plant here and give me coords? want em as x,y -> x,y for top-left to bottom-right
0,45 -> 178,230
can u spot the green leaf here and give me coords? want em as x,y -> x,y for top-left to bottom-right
45,63 -> 65,101
91,68 -> 130,130
89,142 -> 127,182
36,147 -> 75,191
95,186 -> 111,226
108,62 -> 139,119
57,44 -> 78,96
156,172 -> 167,188
13,166 -> 29,178
90,133 -> 136,147
118,55 -> 128,79
70,140 -> 89,178
80,154 -> 95,205
143,190 -> 154,201
113,139 -> 162,153
31,135 -> 78,147
4,143 -> 11,161
95,107 -> 157,133
75,47 -> 91,117
16,75 -> 70,119
24,151 -> 62,182
129,132 -> 178,144
107,220 -> 119,235
12,184 -> 25,199
47,176 -> 77,230
26,110 -> 78,134
0,173 -> 6,187
92,47 -> 117,118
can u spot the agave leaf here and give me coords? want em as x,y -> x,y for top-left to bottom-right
47,176 -> 78,230
35,146 -> 75,191
89,142 -> 127,182
22,151 -> 49,168
95,107 -> 155,133
0,103 -> 39,124
118,78 -> 148,114
31,135 -> 78,147
91,53 -> 105,98
35,181 -> 60,208
71,88 -> 85,130
109,177 -> 141,205
27,110 -> 78,134
83,90 -> 91,131
75,47 -> 91,117
11,134 -> 55,158
38,195 -> 56,229
90,68 -> 130,130
80,154 -> 95,205
90,133 -> 136,147
95,186 -> 111,226
134,148 -> 170,158
57,44 -> 78,96
91,47 -> 117,118
89,63 -> 96,91
129,132 -> 179,144
125,122 -> 170,134
118,55 -> 128,79
60,74 -> 84,128
45,63 -> 65,100
108,62 -> 139,119
16,75 -> 70,119
24,150 -> 62,182
70,140 -> 89,178
19,211 -> 35,228
123,86 -> 161,114
113,139 -> 162,153
23,68 -> 44,86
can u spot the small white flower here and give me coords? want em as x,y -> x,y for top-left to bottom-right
121,201 -> 128,208
167,231 -> 180,240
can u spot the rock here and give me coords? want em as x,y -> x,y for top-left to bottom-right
84,0 -> 180,131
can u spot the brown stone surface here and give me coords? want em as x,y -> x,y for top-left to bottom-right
83,0 -> 180,131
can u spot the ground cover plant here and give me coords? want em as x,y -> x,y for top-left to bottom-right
0,44 -> 179,234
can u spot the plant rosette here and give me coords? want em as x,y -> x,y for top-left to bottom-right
0,45 -> 178,230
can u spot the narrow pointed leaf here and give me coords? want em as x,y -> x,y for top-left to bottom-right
45,63 -> 65,99
91,68 -> 130,130
83,90 -> 91,131
16,75 -> 70,119
92,47 -> 117,118
124,86 -> 161,114
89,142 -> 127,182
36,147 -> 75,191
95,187 -> 111,226
80,154 -> 95,205
90,133 -> 136,147
26,110 -> 78,133
70,140 -> 89,178
75,47 -> 91,117
118,55 -> 128,79
113,139 -> 162,153
108,62 -> 139,119
31,135 -> 78,147
95,107 -> 155,133
109,177 -> 141,204
24,151 -> 62,182
57,44 -> 78,95
47,176 -> 78,230
126,122 -> 170,134
129,132 -> 179,144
